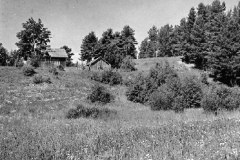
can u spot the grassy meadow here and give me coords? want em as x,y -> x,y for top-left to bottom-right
1,57 -> 240,160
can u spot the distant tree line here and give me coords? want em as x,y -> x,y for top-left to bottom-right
80,26 -> 138,68
139,0 -> 240,86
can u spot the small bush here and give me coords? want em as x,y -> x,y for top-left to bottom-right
66,108 -> 79,119
30,56 -> 41,68
101,70 -> 122,85
66,104 -> 117,119
57,64 -> 64,71
22,66 -> 36,76
108,72 -> 122,86
87,83 -> 114,104
126,73 -> 150,103
42,75 -> 51,83
33,74 -> 51,84
201,84 -> 240,113
49,67 -> 58,76
200,72 -> 209,85
15,58 -> 24,68
123,75 -> 135,86
16,60 -> 24,68
91,70 -> 123,86
33,74 -> 43,84
120,56 -> 137,72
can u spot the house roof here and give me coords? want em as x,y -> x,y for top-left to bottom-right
47,49 -> 68,58
86,57 -> 110,66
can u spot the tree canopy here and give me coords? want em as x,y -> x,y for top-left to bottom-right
16,18 -> 51,59
80,25 -> 137,68
139,0 -> 240,86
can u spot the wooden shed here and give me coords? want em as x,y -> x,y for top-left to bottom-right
43,48 -> 68,67
86,57 -> 111,71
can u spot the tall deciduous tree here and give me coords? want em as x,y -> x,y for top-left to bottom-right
80,31 -> 98,62
16,18 -> 51,59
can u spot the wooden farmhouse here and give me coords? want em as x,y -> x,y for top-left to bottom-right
86,57 -> 111,71
43,48 -> 68,67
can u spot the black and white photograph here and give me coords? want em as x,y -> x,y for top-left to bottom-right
1,0 -> 240,159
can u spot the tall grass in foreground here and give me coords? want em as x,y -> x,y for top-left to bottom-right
1,117 -> 240,160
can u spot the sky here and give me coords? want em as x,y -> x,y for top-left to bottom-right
1,0 -> 239,62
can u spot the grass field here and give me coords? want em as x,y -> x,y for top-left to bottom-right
1,57 -> 240,159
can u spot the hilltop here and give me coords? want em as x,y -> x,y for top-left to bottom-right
1,57 -> 240,159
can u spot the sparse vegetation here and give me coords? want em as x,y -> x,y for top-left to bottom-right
66,104 -> 117,120
33,74 -> 51,84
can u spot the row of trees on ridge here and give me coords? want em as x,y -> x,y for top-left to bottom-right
80,26 -> 138,68
139,0 -> 240,86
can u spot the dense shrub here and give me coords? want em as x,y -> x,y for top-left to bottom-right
91,70 -> 123,86
22,66 -> 36,76
148,61 -> 178,85
120,56 -> 137,72
66,104 -> 117,120
201,84 -> 240,113
33,74 -> 51,84
30,56 -> 41,68
125,73 -> 150,103
149,76 -> 182,111
123,75 -> 135,86
87,83 -> 114,104
57,64 -> 64,71
181,75 -> 203,108
107,72 -> 122,86
126,61 -> 178,104
149,85 -> 173,111
149,75 -> 203,112
33,74 -> 43,84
